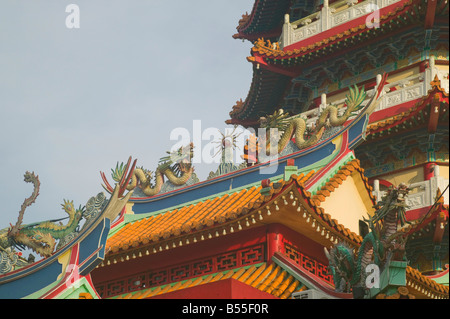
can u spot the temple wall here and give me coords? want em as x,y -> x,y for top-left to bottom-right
378,166 -> 424,186
438,164 -> 449,179
319,173 -> 374,235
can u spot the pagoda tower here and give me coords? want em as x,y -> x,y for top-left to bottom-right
227,0 -> 449,297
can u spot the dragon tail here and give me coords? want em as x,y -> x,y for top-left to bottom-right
8,172 -> 40,237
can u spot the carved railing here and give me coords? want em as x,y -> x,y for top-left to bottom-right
286,64 -> 448,131
95,244 -> 266,298
280,0 -> 403,48
372,173 -> 449,211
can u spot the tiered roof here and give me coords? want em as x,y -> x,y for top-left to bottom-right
250,0 -> 421,64
228,0 -> 449,125
93,151 -> 450,299
366,75 -> 449,138
232,0 -> 292,42
89,0 -> 450,300
104,159 -> 373,261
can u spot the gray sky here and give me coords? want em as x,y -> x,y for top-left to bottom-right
0,0 -> 255,229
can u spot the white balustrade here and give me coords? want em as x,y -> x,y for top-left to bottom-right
281,0 -> 403,49
372,176 -> 449,211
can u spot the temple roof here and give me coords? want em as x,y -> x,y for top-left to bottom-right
226,67 -> 291,126
228,0 -> 448,125
97,157 -> 450,299
366,75 -> 449,139
104,158 -> 376,261
250,0 -> 419,64
232,0 -> 292,42
406,266 -> 449,299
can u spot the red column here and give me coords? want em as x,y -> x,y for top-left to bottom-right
424,162 -> 436,180
266,224 -> 282,263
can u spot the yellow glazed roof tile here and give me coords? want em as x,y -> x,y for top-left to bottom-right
106,185 -> 268,254
106,157 -> 390,262
106,159 -> 377,257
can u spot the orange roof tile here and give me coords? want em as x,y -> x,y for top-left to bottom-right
103,159 -> 375,262
106,184 -> 270,255
406,266 -> 449,299
101,162 -> 449,300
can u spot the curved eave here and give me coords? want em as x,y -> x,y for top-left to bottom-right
102,158 -> 375,262
233,0 -> 291,42
366,79 -> 449,139
406,266 -> 450,299
227,66 -> 292,126
230,0 -> 427,125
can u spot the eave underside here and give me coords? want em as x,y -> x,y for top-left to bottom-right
234,0 -> 316,42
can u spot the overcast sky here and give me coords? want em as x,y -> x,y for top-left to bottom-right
0,0 -> 255,229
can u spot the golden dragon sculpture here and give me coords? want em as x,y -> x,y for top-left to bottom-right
1,168 -> 133,263
248,74 -> 387,159
102,143 -> 195,197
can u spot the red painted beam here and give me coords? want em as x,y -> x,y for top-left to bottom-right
424,0 -> 438,29
423,162 -> 436,181
427,93 -> 441,133
147,278 -> 278,299
283,0 -> 413,53
250,55 -> 300,77
225,118 -> 259,127
433,211 -> 448,244
369,99 -> 420,124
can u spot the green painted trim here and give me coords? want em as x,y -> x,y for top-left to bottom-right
109,139 -> 345,236
284,166 -> 298,181
23,278 -> 64,299
24,277 -> 99,299
430,272 -> 449,286
307,152 -> 356,196
296,149 -> 343,180
56,277 -> 99,299
366,261 -> 407,299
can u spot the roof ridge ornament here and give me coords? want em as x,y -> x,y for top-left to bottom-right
430,74 -> 442,89
244,73 -> 387,162
102,144 -> 195,197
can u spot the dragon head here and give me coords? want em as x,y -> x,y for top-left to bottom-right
158,143 -> 194,175
372,183 -> 411,226
259,109 -> 291,132
61,199 -> 85,221
23,171 -> 36,183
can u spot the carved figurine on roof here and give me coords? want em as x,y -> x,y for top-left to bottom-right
0,169 -> 133,274
325,183 -> 414,296
243,75 -> 386,164
207,127 -> 247,179
103,143 -> 199,198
